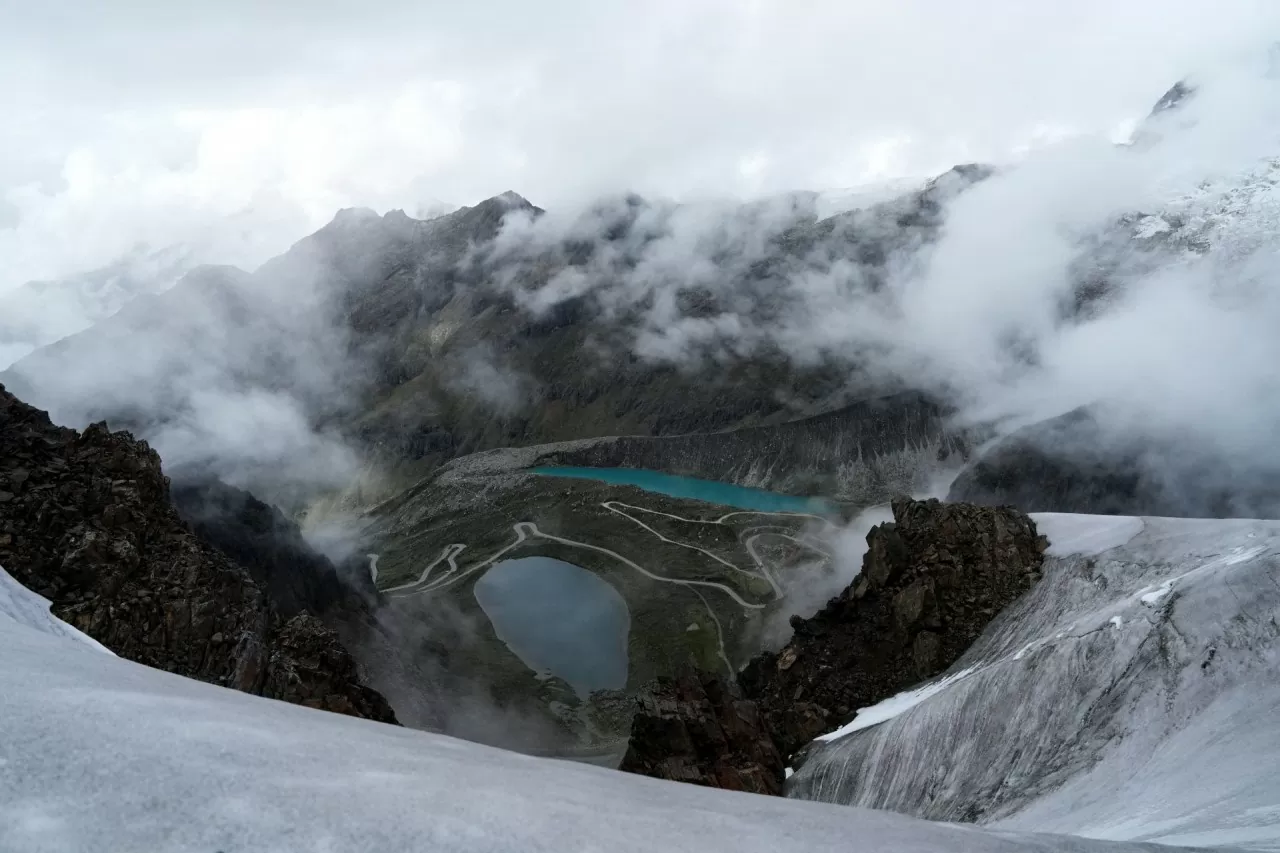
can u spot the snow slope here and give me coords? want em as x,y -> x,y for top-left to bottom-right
0,571 -> 1208,853
0,565 -> 112,654
789,514 -> 1280,851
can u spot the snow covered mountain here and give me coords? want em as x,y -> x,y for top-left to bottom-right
0,563 -> 1228,853
789,512 -> 1280,850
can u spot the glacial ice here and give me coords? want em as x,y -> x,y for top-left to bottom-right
0,563 -> 1213,853
1034,513 -> 1145,557
789,515 -> 1280,851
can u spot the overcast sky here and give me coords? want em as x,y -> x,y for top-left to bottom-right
2,0 -> 1278,288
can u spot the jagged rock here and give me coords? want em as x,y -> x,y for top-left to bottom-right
740,497 -> 1045,756
263,613 -> 398,720
620,670 -> 784,796
0,382 -> 397,724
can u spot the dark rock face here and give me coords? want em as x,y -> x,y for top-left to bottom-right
948,407 -> 1280,518
0,383 -> 397,724
264,612 -> 397,720
620,670 -> 785,796
740,498 -> 1045,757
171,476 -> 378,618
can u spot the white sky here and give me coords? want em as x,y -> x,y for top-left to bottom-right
1,0 -> 1277,288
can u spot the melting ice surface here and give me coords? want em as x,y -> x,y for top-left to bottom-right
531,466 -> 833,514
474,556 -> 630,696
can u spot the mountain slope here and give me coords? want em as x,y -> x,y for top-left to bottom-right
0,172 -> 989,502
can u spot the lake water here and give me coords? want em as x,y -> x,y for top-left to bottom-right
531,466 -> 833,514
474,556 -> 630,697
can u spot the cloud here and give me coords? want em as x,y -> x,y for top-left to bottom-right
5,0 -> 1278,291
477,48 -> 1280,523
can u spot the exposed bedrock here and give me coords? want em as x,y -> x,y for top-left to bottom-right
619,670 -> 785,795
171,475 -> 380,619
0,382 -> 397,724
740,497 -> 1046,756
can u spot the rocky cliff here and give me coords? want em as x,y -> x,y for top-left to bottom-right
0,382 -> 397,723
740,497 -> 1046,757
785,514 -> 1280,844
619,670 -> 785,795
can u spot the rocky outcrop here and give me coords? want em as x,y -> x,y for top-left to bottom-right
171,475 -> 379,617
263,612 -> 397,720
740,498 -> 1046,756
0,382 -> 397,724
948,406 -> 1280,519
620,670 -> 785,796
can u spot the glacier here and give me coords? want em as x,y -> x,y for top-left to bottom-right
789,514 -> 1280,851
0,563 -> 1224,853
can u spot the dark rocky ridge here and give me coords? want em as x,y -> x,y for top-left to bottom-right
0,382 -> 397,723
619,670 -> 785,795
948,406 -> 1280,518
740,497 -> 1046,757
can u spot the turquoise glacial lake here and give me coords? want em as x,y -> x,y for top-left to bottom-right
474,556 -> 630,697
531,466 -> 833,514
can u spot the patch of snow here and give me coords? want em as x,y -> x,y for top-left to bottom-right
1109,616 -> 1124,630
1138,581 -> 1173,606
1032,514 -> 1144,557
366,553 -> 380,584
785,767 -> 794,779
816,667 -> 978,742
0,566 -> 112,654
1132,214 -> 1172,239
1012,639 -> 1047,661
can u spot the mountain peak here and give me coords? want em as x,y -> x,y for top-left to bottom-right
330,207 -> 381,225
495,190 -> 533,208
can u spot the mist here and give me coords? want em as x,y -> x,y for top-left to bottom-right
0,231 -> 372,507
6,1 -> 1277,294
